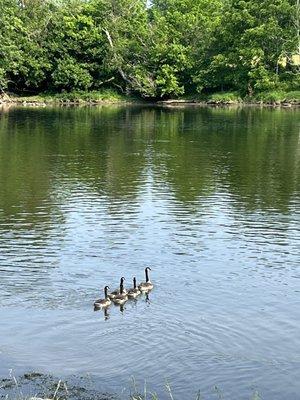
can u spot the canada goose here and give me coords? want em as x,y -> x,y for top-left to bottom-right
112,277 -> 128,305
138,267 -> 154,291
127,277 -> 141,298
94,286 -> 111,308
108,277 -> 127,299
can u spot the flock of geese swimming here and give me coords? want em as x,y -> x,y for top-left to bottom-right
93,267 -> 153,309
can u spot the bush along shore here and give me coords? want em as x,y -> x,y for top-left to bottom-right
1,90 -> 299,107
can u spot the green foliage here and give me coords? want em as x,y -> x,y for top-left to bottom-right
54,89 -> 125,102
156,65 -> 184,97
5,89 -> 126,104
284,91 -> 300,101
0,0 -> 54,91
0,0 -> 299,98
52,58 -> 92,91
255,90 -> 287,102
194,0 -> 298,95
0,68 -> 7,90
0,0 -> 22,90
209,91 -> 242,102
248,66 -> 280,92
255,90 -> 300,103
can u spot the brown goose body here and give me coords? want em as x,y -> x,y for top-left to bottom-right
111,277 -> 128,305
108,277 -> 128,299
127,277 -> 141,298
94,286 -> 111,308
138,267 -> 154,292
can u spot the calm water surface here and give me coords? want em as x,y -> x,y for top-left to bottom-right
0,105 -> 299,399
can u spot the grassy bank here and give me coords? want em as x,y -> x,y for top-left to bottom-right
1,89 -> 300,107
252,90 -> 300,105
0,89 -> 133,106
179,90 -> 300,105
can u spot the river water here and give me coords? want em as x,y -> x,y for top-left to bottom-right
0,105 -> 299,399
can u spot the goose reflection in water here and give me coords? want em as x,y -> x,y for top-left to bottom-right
119,303 -> 125,314
94,290 -> 152,319
145,292 -> 151,305
103,308 -> 110,320
94,305 -> 110,320
118,293 -> 151,312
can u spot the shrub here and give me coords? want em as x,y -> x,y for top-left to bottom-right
52,58 -> 92,91
209,91 -> 242,102
254,91 -> 286,102
284,91 -> 300,102
54,89 -> 125,103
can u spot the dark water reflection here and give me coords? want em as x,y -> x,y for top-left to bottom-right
0,105 -> 299,399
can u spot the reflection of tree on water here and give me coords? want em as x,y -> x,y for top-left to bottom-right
1,107 -> 299,220
150,107 -> 300,211
0,106 -> 299,306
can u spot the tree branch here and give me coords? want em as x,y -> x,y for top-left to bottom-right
103,28 -> 132,86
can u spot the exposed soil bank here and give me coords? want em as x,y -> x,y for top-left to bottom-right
158,99 -> 300,107
0,372 -> 117,400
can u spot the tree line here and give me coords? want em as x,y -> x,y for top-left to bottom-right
0,0 -> 299,99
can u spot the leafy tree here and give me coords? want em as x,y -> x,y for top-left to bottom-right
0,0 -> 55,92
47,0 -> 104,91
194,0 -> 297,95
149,0 -> 223,97
0,0 -> 23,91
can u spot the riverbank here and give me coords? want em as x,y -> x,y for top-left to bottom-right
0,90 -> 133,107
0,371 -> 262,400
174,90 -> 300,107
1,89 -> 300,107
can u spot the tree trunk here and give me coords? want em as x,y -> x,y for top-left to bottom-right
296,0 -> 300,71
103,29 -> 131,86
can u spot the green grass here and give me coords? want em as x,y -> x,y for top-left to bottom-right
3,89 -> 129,104
129,379 -> 262,400
6,93 -> 54,103
284,90 -> 300,102
254,90 -> 286,103
180,91 -> 242,103
183,89 -> 300,105
254,90 -> 300,103
208,91 -> 242,103
54,89 -> 127,103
